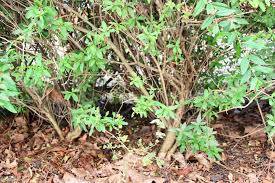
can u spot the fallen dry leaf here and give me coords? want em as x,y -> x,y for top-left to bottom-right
71,167 -> 91,179
194,153 -> 212,170
221,152 -> 227,161
247,173 -> 258,183
228,130 -> 241,138
5,158 -> 18,169
187,171 -> 204,181
4,149 -> 18,169
262,174 -> 273,183
237,176 -> 245,183
29,173 -> 40,183
107,173 -> 123,183
14,116 -> 28,129
79,134 -> 87,144
263,179 -> 273,183
244,125 -> 266,142
212,123 -> 224,129
173,152 -> 187,167
266,150 -> 275,161
63,172 -> 89,183
127,169 -> 165,183
66,126 -> 82,142
115,153 -> 142,167
53,175 -> 64,183
49,147 -> 67,153
228,172 -> 234,182
11,133 -> 28,143
175,166 -> 193,176
32,136 -> 44,150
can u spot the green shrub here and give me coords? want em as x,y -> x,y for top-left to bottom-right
0,0 -> 274,159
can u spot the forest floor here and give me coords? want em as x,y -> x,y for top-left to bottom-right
0,103 -> 274,183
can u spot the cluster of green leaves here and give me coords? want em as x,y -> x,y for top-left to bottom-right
182,0 -> 274,158
175,116 -> 222,160
167,39 -> 184,63
253,6 -> 275,28
191,0 -> 274,129
240,0 -> 271,11
19,54 -> 52,88
133,94 -> 178,120
0,0 -> 74,101
0,47 -> 20,112
71,104 -> 127,136
102,0 -> 185,57
193,34 -> 274,124
190,85 -> 247,119
102,0 -> 136,18
15,0 -> 73,41
0,0 -> 127,137
0,62 -> 19,113
194,0 -> 271,21
263,93 -> 275,137
58,41 -> 108,101
197,1 -> 250,32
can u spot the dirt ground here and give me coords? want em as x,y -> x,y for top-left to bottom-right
0,104 -> 274,183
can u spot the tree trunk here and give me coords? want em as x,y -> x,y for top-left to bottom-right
158,129 -> 176,159
158,102 -> 185,159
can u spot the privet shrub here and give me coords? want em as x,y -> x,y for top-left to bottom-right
0,0 -> 274,159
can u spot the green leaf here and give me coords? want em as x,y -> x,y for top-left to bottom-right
259,1 -> 266,11
130,74 -> 144,88
101,21 -> 108,30
240,57 -> 250,75
216,9 -> 236,16
211,2 -> 229,8
26,6 -> 39,19
1,100 -> 17,113
227,32 -> 236,44
37,17 -> 45,30
253,65 -> 273,73
250,0 -> 259,8
6,103 -> 17,113
265,0 -> 271,6
206,4 -> 215,14
234,18 -> 249,25
250,77 -> 258,90
193,0 -> 206,17
212,23 -> 220,35
71,93 -> 79,102
243,39 -> 266,50
241,68 -> 251,84
219,20 -> 230,28
248,55 -> 267,65
201,16 -> 215,29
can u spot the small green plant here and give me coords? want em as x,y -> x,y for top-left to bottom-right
136,139 -> 165,168
175,115 -> 222,160
264,93 -> 275,138
103,132 -> 129,160
71,104 -> 128,136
